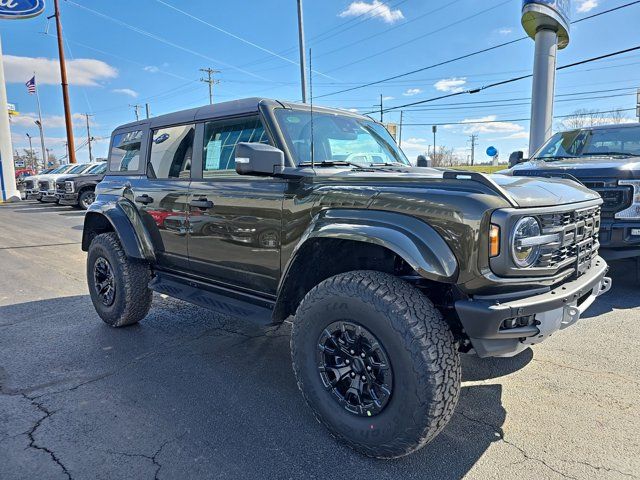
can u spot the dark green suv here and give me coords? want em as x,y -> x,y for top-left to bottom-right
82,98 -> 611,458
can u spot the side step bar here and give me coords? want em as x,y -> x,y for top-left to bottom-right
149,272 -> 275,325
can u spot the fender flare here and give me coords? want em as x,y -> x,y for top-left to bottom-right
82,199 -> 156,262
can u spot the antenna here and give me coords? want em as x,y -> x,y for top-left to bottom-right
309,48 -> 315,169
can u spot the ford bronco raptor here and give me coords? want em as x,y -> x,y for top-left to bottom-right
82,98 -> 611,458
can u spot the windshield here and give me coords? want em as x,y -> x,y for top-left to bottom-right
68,164 -> 90,174
274,109 -> 410,166
49,166 -> 66,174
534,125 -> 640,161
87,163 -> 107,174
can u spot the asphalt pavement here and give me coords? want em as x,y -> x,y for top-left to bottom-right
0,201 -> 638,480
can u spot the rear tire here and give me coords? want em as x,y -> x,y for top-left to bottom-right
291,270 -> 461,458
87,233 -> 153,327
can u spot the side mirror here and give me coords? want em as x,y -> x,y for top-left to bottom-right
508,150 -> 524,168
416,155 -> 429,167
235,142 -> 285,176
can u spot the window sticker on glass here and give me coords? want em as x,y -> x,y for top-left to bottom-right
205,139 -> 222,170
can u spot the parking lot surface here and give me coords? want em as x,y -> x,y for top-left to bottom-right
0,201 -> 638,480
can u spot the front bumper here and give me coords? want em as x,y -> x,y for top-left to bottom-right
599,219 -> 640,260
26,190 -> 42,200
455,256 -> 611,357
58,192 -> 79,205
40,191 -> 59,203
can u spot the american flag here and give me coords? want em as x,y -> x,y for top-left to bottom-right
26,76 -> 36,94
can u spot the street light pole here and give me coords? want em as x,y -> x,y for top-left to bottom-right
296,0 -> 308,103
34,120 -> 46,171
25,133 -> 34,168
52,0 -> 77,163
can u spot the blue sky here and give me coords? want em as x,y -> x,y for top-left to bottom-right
2,0 -> 639,164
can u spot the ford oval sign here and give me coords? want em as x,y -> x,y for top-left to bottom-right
486,146 -> 498,157
0,0 -> 45,20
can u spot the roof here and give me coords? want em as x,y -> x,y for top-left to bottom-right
113,97 -> 372,132
569,122 -> 640,131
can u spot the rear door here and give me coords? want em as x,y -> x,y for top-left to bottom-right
109,125 -> 195,271
187,115 -> 285,296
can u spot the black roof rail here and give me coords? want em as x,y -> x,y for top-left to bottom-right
442,170 -> 519,207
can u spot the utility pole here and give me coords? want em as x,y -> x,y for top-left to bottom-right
398,111 -> 403,147
129,104 -> 141,121
470,134 -> 478,166
432,125 -> 437,158
380,94 -> 384,122
145,103 -> 151,119
51,0 -> 77,163
83,113 -> 93,162
296,0 -> 308,103
200,68 -> 220,105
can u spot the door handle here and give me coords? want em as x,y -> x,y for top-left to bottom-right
190,198 -> 214,209
135,194 -> 154,205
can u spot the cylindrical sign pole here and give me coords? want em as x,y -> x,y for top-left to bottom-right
522,0 -> 571,155
0,34 -> 19,202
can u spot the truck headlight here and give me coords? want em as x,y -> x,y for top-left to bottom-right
615,180 -> 640,220
511,217 -> 542,267
65,181 -> 74,193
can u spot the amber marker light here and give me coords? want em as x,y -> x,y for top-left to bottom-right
489,224 -> 501,258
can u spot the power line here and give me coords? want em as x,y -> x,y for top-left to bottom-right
370,45 -> 640,114
316,0 -> 640,99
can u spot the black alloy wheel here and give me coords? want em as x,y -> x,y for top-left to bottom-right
93,256 -> 116,306
317,321 -> 393,417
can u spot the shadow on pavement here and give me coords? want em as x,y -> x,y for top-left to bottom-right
0,294 -> 507,479
582,258 -> 639,318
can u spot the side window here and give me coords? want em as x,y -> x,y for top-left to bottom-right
148,124 -> 195,179
202,117 -> 268,176
109,130 -> 143,172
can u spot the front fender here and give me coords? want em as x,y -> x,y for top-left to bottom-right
288,209 -> 458,283
82,198 -> 156,262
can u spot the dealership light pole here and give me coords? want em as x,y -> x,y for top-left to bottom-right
522,0 -> 571,154
296,0 -> 308,103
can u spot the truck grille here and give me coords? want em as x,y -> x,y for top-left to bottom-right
582,180 -> 632,219
38,180 -> 51,191
537,206 -> 601,276
56,181 -> 66,194
25,180 -> 35,189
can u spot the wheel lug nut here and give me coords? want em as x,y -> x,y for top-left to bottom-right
350,372 -> 356,378
345,359 -> 350,364
367,366 -> 372,371
360,353 -> 366,358
350,350 -> 355,355
361,375 -> 366,381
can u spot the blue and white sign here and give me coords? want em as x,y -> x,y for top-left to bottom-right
522,0 -> 571,48
522,0 -> 570,26
0,0 -> 45,20
486,146 -> 498,157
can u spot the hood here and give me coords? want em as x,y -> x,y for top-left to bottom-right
316,167 -> 600,208
510,155 -> 640,179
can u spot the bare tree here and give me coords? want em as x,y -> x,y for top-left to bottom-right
559,108 -> 630,130
430,146 -> 459,167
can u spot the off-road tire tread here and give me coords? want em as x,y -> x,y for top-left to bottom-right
291,270 -> 461,459
88,232 -> 152,327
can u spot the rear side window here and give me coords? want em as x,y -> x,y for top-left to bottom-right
202,117 -> 268,176
109,130 -> 143,172
148,124 -> 195,179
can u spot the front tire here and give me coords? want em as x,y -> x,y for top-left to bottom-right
291,270 -> 461,459
78,189 -> 96,210
87,233 -> 153,327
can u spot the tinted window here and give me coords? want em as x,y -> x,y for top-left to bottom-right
87,163 -> 107,174
148,124 -> 195,179
109,130 -> 143,172
202,117 -> 268,176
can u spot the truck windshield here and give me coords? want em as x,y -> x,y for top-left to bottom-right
275,109 -> 410,167
87,163 -> 107,174
533,125 -> 640,161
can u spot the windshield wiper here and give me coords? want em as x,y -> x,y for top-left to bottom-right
581,152 -> 636,158
536,155 -> 579,162
299,160 -> 370,170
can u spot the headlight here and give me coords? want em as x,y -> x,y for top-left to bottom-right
65,181 -> 75,193
615,180 -> 640,220
511,217 -> 542,267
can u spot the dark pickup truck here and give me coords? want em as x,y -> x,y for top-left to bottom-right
81,98 -> 611,458
56,162 -> 107,209
507,123 -> 640,261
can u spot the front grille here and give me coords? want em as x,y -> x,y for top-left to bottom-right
582,180 -> 632,219
537,206 -> 601,276
38,180 -> 51,191
56,181 -> 66,194
25,180 -> 34,189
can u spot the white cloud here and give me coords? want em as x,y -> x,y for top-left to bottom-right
576,0 -> 598,13
339,0 -> 404,24
10,112 -> 95,130
460,115 -> 525,135
497,27 -> 513,35
434,77 -> 467,93
144,65 -> 160,73
382,96 -> 394,101
4,55 -> 117,87
403,88 -> 422,96
400,137 -> 431,160
112,88 -> 138,98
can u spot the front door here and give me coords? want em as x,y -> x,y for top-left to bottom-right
116,124 -> 195,271
187,116 -> 285,296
